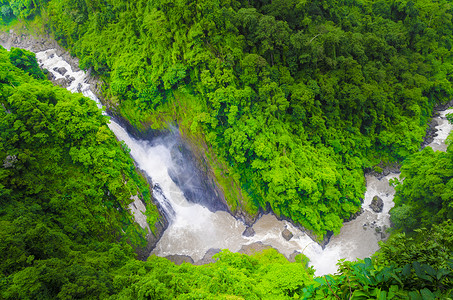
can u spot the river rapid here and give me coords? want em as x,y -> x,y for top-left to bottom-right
4,40 -> 452,275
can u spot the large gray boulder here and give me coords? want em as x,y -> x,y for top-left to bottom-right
282,228 -> 294,241
54,77 -> 68,88
242,226 -> 255,237
54,66 -> 67,75
370,195 -> 384,213
165,254 -> 194,265
195,248 -> 221,265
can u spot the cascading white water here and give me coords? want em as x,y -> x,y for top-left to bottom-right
430,109 -> 453,152
29,48 -> 453,276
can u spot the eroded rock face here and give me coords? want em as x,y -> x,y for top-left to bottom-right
370,196 -> 384,213
238,242 -> 273,255
54,77 -> 68,88
282,228 -> 294,241
242,226 -> 255,237
54,66 -> 67,75
195,248 -> 221,265
165,254 -> 195,265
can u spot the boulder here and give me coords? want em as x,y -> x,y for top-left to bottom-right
238,242 -> 272,255
288,251 -> 301,263
282,228 -> 294,241
195,248 -> 221,265
54,77 -> 68,88
46,71 -> 55,81
165,254 -> 194,265
370,195 -> 384,213
242,226 -> 255,237
345,207 -> 363,222
56,66 -> 67,75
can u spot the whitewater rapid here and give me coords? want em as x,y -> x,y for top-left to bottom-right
30,48 -> 453,275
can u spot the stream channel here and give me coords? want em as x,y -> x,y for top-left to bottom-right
6,43 -> 453,276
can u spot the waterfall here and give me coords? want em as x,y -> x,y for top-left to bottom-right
32,48 -> 453,276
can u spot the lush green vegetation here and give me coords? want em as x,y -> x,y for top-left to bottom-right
2,0 -> 453,237
0,30 -> 452,300
0,46 -> 162,298
390,140 -> 453,233
1,1 -> 453,299
8,0 -> 450,236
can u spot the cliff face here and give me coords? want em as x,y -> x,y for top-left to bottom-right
176,123 -> 260,225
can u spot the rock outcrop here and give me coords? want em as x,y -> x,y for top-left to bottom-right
238,242 -> 273,255
242,226 -> 255,237
165,255 -> 195,265
195,248 -> 221,265
282,228 -> 294,241
370,196 -> 384,213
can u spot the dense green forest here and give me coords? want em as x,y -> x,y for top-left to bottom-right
0,46 -> 162,298
13,0 -> 453,237
0,48 -> 452,297
1,0 -> 453,298
2,0 -> 453,237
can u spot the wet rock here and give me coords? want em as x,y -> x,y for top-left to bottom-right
165,254 -> 195,265
56,66 -> 67,75
54,77 -> 68,88
345,207 -> 363,222
242,226 -> 255,237
65,75 -> 75,84
46,71 -> 55,81
282,228 -> 294,241
195,248 -> 221,265
288,251 -> 301,263
365,163 -> 401,179
77,83 -> 83,92
239,242 -> 273,255
422,118 -> 439,147
370,196 -> 384,213
167,141 -> 229,214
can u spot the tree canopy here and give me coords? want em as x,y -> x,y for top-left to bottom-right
0,46 -> 161,299
19,0 -> 452,236
1,0 -> 453,297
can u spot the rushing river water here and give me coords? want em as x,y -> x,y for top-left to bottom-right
10,46 -> 452,276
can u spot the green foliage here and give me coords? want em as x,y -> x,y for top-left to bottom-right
4,3 -> 453,297
109,249 -> 315,299
0,46 -> 161,298
0,0 -> 49,21
32,0 -> 453,236
391,146 -> 453,233
304,223 -> 453,299
8,47 -> 45,79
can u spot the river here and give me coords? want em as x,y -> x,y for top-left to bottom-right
6,44 -> 452,276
